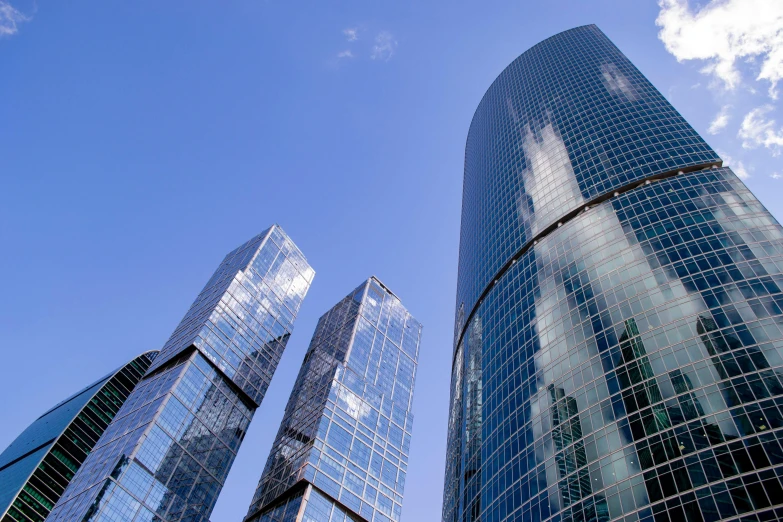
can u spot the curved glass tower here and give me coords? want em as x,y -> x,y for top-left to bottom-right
0,351 -> 157,522
443,25 -> 783,522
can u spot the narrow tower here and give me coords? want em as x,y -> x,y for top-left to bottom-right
0,351 -> 157,522
443,25 -> 783,522
244,277 -> 422,522
47,225 -> 314,522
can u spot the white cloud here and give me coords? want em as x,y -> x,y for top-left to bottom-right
656,0 -> 783,98
738,105 -> 783,155
371,31 -> 397,61
708,105 -> 732,134
343,28 -> 358,42
0,0 -> 27,37
771,172 -> 783,179
716,148 -> 752,179
337,50 -> 353,59
732,162 -> 752,180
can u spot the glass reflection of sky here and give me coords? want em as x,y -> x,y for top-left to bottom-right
246,277 -> 421,522
445,24 -> 783,522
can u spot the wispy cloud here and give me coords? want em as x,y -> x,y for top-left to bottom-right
716,148 -> 752,179
0,0 -> 28,37
371,31 -> 397,62
708,105 -> 732,134
656,0 -> 783,98
739,105 -> 783,155
343,28 -> 358,42
770,172 -> 782,180
332,27 -> 397,64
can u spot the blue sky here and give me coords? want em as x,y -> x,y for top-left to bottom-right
0,1 -> 781,521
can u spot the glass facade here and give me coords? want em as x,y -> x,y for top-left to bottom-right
0,351 -> 157,522
243,277 -> 422,522
46,225 -> 314,522
444,25 -> 783,522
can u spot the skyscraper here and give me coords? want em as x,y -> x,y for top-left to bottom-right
0,352 -> 157,522
243,277 -> 422,522
443,25 -> 783,522
46,225 -> 314,522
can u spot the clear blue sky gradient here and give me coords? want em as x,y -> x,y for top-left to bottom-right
1,2 -> 781,521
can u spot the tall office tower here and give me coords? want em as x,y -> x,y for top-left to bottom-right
47,225 -> 314,522
0,352 -> 157,522
243,277 -> 421,522
443,24 -> 783,522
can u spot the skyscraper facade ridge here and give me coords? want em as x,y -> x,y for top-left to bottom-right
444,24 -> 783,522
47,225 -> 314,522
244,277 -> 421,522
451,161 -> 725,364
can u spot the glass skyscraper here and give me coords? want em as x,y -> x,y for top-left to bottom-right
47,225 -> 314,522
443,25 -> 783,522
0,352 -> 157,522
243,277 -> 422,522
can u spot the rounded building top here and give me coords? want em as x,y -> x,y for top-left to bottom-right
455,24 -> 720,342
